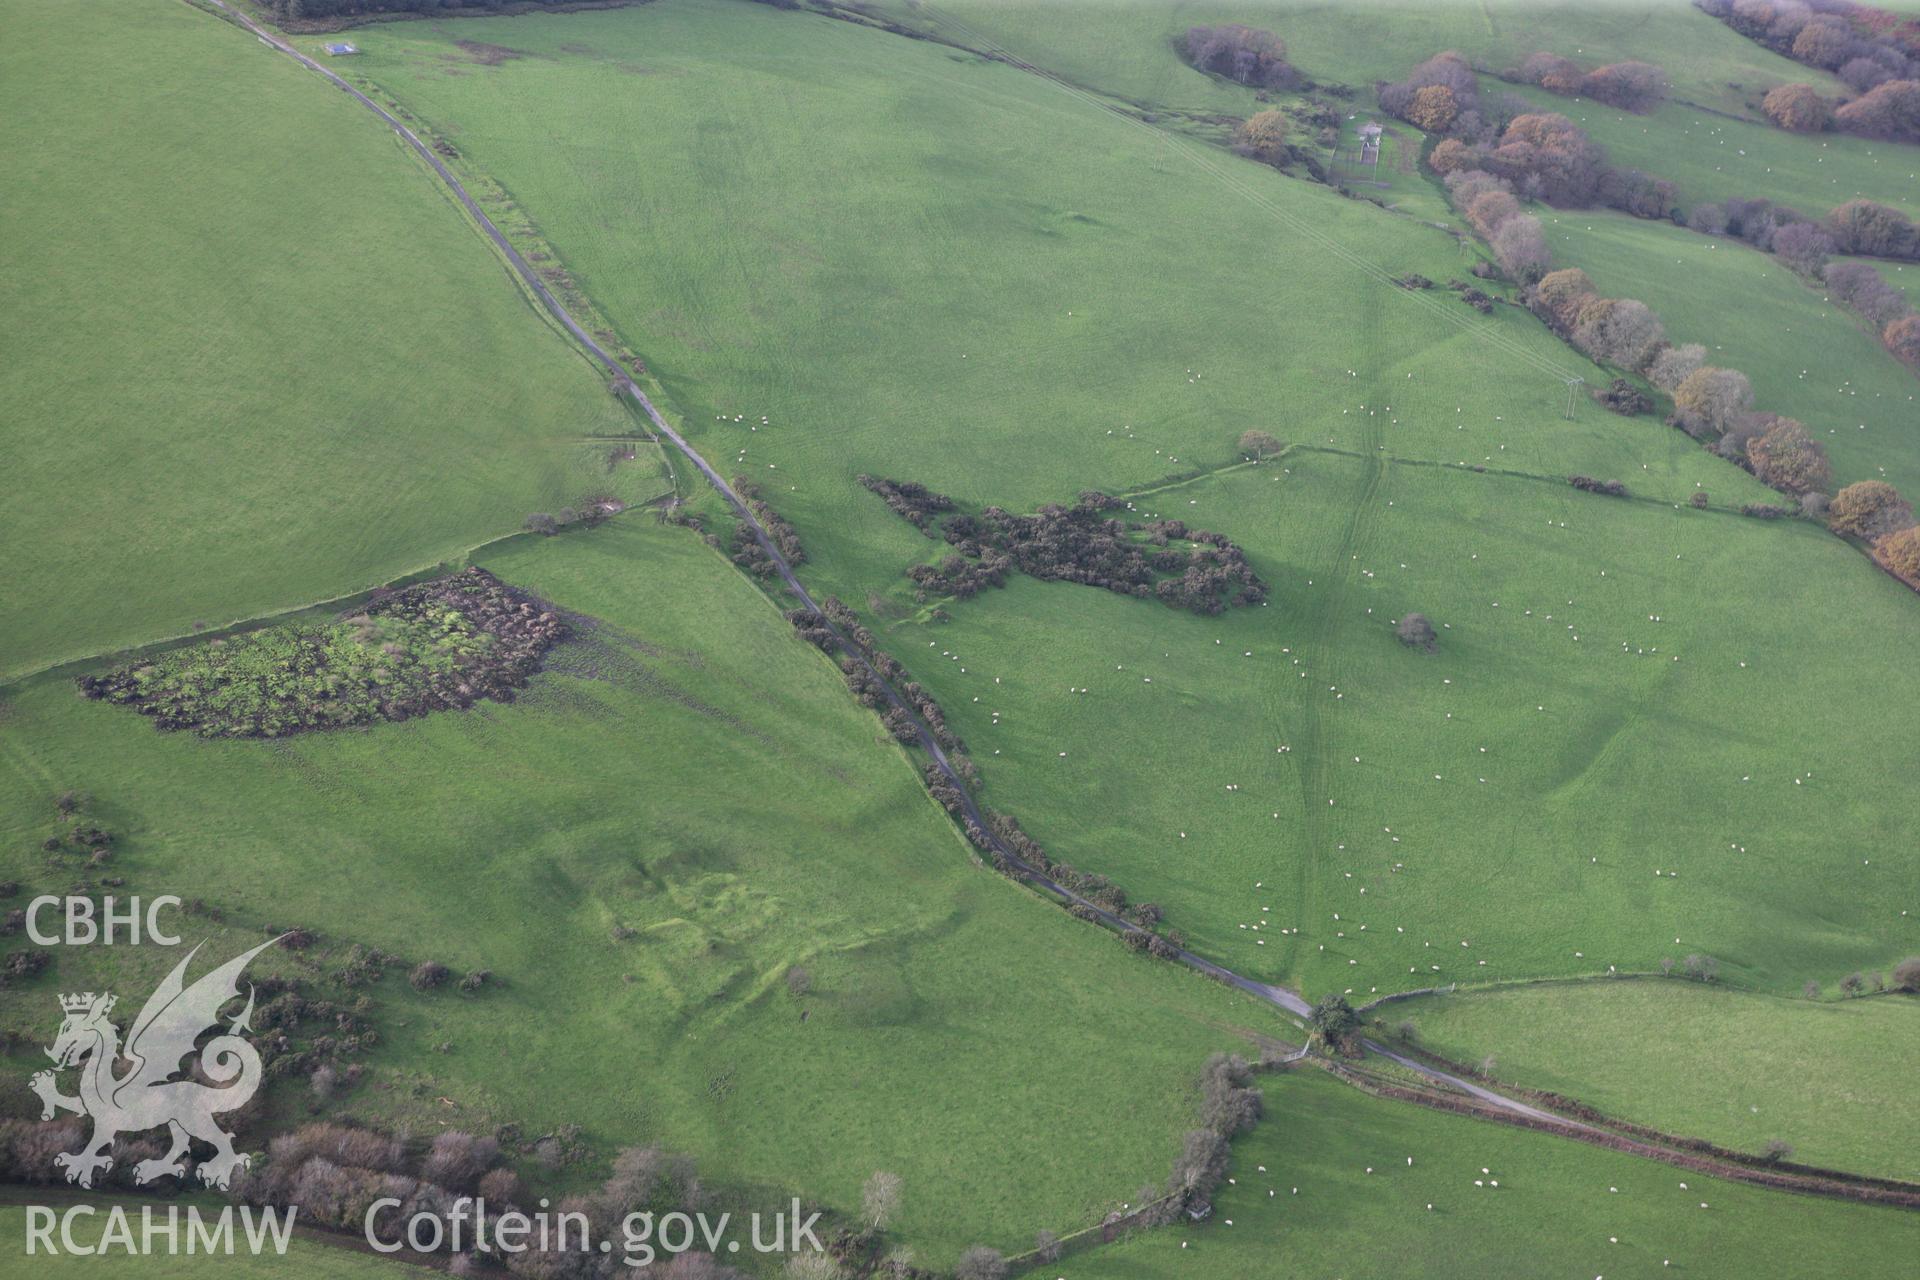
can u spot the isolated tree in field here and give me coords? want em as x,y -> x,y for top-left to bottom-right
785,965 -> 812,998
1876,525 -> 1920,580
1395,612 -> 1438,652
1825,200 -> 1919,259
1747,418 -> 1830,495
1407,85 -> 1462,133
1804,979 -> 1822,999
1239,429 -> 1283,458
1690,491 -> 1710,509
1885,314 -> 1920,370
1761,83 -> 1831,131
861,1170 -> 902,1230
1233,110 -> 1291,165
1840,971 -> 1866,996
525,512 -> 559,535
1033,1230 -> 1062,1264
1649,341 -> 1707,391
954,1245 -> 1009,1280
1828,481 -> 1915,540
1672,366 -> 1754,438
1762,1139 -> 1796,1164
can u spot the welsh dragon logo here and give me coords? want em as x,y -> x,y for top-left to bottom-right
29,937 -> 280,1189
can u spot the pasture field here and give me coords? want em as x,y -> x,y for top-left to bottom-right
874,0 -> 1918,220
0,0 -> 645,682
343,0 -> 1726,542
7,1 -> 1916,1272
1386,980 -> 1920,1181
1541,208 -> 1920,498
1876,258 -> 1920,306
869,0 -> 1837,118
0,1205 -> 399,1278
1496,82 -> 1920,220
345,0 -> 1915,1026
889,456 -> 1920,1003
1089,1067 -> 1920,1279
0,518 -> 1270,1266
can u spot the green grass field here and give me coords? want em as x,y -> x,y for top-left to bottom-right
1499,82 -> 1920,220
0,0 -> 649,682
870,0 -> 1840,118
6,2 -> 1916,1272
1541,208 -> 1920,498
1089,1067 -> 1920,1278
346,0 -> 1918,1002
896,456 -> 1920,1002
872,0 -> 1917,221
1385,980 -> 1920,1181
0,518 -> 1273,1267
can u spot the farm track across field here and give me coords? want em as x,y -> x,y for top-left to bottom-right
180,0 -> 1920,1213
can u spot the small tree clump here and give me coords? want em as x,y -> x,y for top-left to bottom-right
1746,418 -> 1831,497
1891,957 -> 1920,992
1238,429 -> 1284,458
1828,481 -> 1915,541
954,1245 -> 1009,1280
409,961 -> 450,991
1878,525 -> 1920,581
1761,83 -> 1832,132
1182,25 -> 1299,90
1308,993 -> 1363,1054
1233,110 -> 1291,165
1395,612 -> 1437,652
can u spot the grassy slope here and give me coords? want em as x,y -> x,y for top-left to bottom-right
0,0 -> 644,681
1499,82 -> 1920,219
351,1 -> 1918,1002
871,0 -> 1832,115
906,458 -> 1920,1002
877,0 -> 1918,220
1090,1067 -> 1920,1279
1387,981 -> 1919,1181
1877,259 -> 1920,306
1542,208 -> 1920,496
0,519 -> 1270,1266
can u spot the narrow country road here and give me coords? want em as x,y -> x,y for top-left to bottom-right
198,0 -> 1584,1129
